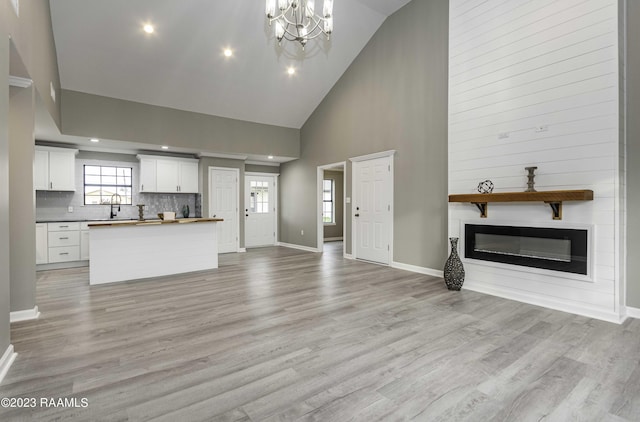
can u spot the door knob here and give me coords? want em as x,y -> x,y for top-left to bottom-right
213,214 -> 217,218
245,214 -> 249,217
355,214 -> 360,217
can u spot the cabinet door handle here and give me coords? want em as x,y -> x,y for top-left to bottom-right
59,225 -> 69,228
59,237 -> 69,240
50,182 -> 52,189
60,252 -> 69,256
141,184 -> 144,191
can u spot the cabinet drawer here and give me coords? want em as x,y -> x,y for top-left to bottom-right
48,246 -> 80,263
48,222 -> 80,232
48,231 -> 80,247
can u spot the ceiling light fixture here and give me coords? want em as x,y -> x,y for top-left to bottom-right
268,155 -> 274,159
223,48 -> 233,57
161,146 -> 169,150
265,0 -> 333,50
287,67 -> 296,76
143,24 -> 154,34
89,138 -> 100,143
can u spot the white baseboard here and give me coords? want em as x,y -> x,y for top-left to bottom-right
463,281 -> 626,324
10,306 -> 40,323
324,237 -> 344,242
0,344 -> 17,384
391,261 -> 444,278
277,242 -> 320,253
237,248 -> 246,253
626,306 -> 640,319
344,253 -> 354,260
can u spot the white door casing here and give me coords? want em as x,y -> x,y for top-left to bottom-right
245,173 -> 277,248
209,167 -> 239,253
352,152 -> 394,265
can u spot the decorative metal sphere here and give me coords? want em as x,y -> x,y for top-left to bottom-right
477,180 -> 494,194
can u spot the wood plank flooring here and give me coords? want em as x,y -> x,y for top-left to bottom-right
1,242 -> 639,421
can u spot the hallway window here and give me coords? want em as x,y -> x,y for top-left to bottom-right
84,165 -> 132,205
323,179 -> 334,224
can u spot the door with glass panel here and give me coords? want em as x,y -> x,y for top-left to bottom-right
245,174 -> 276,248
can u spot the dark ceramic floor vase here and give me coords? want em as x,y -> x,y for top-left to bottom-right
444,237 -> 465,290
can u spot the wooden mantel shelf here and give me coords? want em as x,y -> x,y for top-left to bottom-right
448,190 -> 594,220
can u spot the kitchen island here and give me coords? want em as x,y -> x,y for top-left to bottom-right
88,218 -> 223,285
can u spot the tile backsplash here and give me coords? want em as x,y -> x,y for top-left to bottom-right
36,153 -> 201,221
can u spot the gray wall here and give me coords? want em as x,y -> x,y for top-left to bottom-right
323,170 -> 343,239
0,0 -> 67,358
200,158 -> 245,248
0,8 -> 11,357
9,84 -> 36,312
62,90 -> 300,160
280,0 -> 449,269
245,164 -> 280,174
627,1 -> 640,308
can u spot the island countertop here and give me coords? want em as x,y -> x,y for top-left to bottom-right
88,217 -> 223,228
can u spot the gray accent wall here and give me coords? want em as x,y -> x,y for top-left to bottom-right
0,12 -> 11,356
62,90 -> 300,159
627,0 -> 640,308
280,0 -> 449,270
9,84 -> 36,312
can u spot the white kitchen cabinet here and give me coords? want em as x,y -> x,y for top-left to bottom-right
139,157 -> 157,192
34,150 -> 49,191
34,146 -> 78,191
137,155 -> 199,193
179,161 -> 199,193
36,223 -> 48,264
156,159 -> 180,192
47,222 -> 81,263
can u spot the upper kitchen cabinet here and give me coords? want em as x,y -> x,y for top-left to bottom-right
34,146 -> 79,191
137,155 -> 199,193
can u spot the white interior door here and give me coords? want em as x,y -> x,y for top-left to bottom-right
245,174 -> 276,248
354,156 -> 392,264
210,168 -> 238,253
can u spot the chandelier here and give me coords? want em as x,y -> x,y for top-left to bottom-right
265,0 -> 334,49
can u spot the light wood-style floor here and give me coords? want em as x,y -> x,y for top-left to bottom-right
1,242 -> 639,421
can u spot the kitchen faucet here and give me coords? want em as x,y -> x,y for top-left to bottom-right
110,193 -> 122,219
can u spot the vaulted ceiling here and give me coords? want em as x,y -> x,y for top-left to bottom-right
49,0 -> 412,129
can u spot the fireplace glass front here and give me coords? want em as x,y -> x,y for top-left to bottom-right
465,224 -> 588,275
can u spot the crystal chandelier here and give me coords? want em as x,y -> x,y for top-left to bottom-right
265,0 -> 334,49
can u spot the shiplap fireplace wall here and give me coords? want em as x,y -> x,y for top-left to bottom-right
448,0 -> 626,322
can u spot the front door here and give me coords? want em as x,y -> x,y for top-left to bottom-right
245,174 -> 276,248
210,168 -> 238,253
353,156 -> 392,264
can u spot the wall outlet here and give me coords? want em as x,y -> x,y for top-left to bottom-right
346,197 -> 351,204
67,206 -> 73,213
301,229 -> 304,236
498,132 -> 510,139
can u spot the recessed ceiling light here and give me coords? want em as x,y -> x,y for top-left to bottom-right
89,138 -> 100,143
268,155 -> 274,160
143,24 -> 154,34
161,146 -> 169,150
223,48 -> 233,57
287,67 -> 296,76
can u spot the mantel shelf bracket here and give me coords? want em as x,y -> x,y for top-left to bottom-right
473,202 -> 488,218
545,202 -> 563,220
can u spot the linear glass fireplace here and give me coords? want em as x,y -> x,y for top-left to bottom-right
465,224 -> 589,275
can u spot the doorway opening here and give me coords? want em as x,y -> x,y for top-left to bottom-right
317,162 -> 346,256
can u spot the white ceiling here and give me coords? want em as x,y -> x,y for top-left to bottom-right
49,0 -> 412,131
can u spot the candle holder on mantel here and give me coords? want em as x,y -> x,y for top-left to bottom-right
525,166 -> 537,192
136,204 -> 145,221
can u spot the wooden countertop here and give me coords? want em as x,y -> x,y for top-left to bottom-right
88,218 -> 223,228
